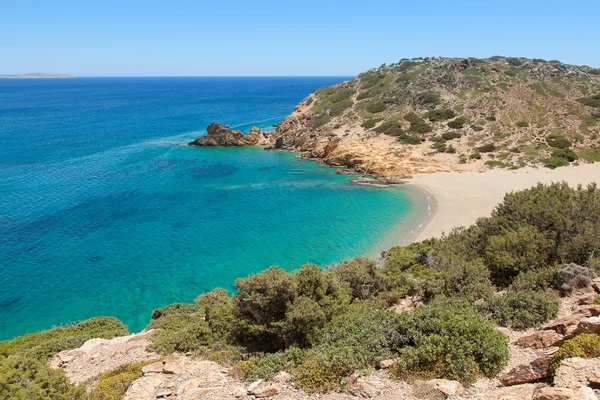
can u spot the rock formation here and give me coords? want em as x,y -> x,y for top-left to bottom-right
188,122 -> 270,147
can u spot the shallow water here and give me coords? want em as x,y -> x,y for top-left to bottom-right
0,77 -> 427,339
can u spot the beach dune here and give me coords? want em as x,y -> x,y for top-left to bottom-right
409,163 -> 600,242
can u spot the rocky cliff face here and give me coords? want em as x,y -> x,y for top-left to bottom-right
264,57 -> 600,176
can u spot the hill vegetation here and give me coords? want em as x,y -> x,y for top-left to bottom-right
273,57 -> 600,175
2,182 -> 600,398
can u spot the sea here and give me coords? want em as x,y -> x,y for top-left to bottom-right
0,77 -> 428,340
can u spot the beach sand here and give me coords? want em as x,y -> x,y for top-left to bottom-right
408,163 -> 600,242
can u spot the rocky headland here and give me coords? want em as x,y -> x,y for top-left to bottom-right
188,122 -> 270,147
190,57 -> 600,177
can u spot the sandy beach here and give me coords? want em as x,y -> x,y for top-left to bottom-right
408,163 -> 600,242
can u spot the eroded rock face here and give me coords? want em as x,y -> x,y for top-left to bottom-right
499,355 -> 552,386
188,122 -> 269,147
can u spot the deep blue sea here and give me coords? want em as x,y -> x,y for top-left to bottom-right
0,77 -> 427,340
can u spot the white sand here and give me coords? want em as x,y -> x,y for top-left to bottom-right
408,163 -> 600,242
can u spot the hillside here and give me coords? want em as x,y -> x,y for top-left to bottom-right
272,57 -> 600,175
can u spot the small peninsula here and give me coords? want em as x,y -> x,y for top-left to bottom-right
0,72 -> 75,79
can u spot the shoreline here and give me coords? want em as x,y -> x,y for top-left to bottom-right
405,163 -> 600,242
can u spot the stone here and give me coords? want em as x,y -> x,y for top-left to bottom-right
571,386 -> 598,400
499,355 -> 552,386
532,386 -> 574,400
346,374 -> 385,398
142,362 -> 166,375
592,281 -> 600,294
554,357 -> 600,388
271,371 -> 293,384
155,388 -> 172,398
247,380 -> 281,398
412,379 -> 465,399
479,383 -> 540,400
232,386 -> 247,397
517,331 -> 564,349
543,315 -> 584,335
572,317 -> 600,336
575,305 -> 600,317
576,293 -> 597,306
377,359 -> 396,369
162,360 -> 182,375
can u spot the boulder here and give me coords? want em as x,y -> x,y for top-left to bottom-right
412,379 -> 465,399
247,380 -> 281,398
346,374 -> 385,398
532,386 -> 574,400
479,383 -> 540,400
572,317 -> 600,336
499,355 -> 552,386
543,316 -> 585,335
517,331 -> 564,349
553,357 -> 600,389
571,386 -> 598,400
377,359 -> 396,369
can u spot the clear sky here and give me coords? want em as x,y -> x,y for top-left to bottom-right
2,0 -> 599,76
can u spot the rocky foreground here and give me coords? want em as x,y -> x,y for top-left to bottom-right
50,285 -> 600,400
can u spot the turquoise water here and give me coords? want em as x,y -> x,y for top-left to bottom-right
0,78 -> 427,340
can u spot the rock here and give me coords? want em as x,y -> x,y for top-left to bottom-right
592,280 -> 600,294
576,294 -> 597,306
575,305 -> 600,317
142,362 -> 166,375
155,389 -> 172,398
479,383 -> 540,400
543,315 -> 585,335
554,357 -> 600,389
499,355 -> 552,386
232,386 -> 247,397
532,386 -> 575,400
346,374 -> 385,398
571,386 -> 598,400
412,379 -> 465,399
271,371 -> 293,384
247,380 -> 281,398
517,331 -> 564,349
377,359 -> 396,369
188,122 -> 268,147
162,360 -> 182,375
572,317 -> 600,336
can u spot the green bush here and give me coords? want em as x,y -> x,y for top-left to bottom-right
442,131 -> 461,140
577,94 -> 600,108
359,73 -> 383,89
542,156 -> 570,169
328,99 -> 353,117
330,88 -> 355,103
554,263 -> 597,296
516,121 -> 529,128
405,112 -> 432,133
361,118 -> 379,129
0,317 -> 128,361
425,108 -> 456,122
149,314 -> 213,354
546,134 -> 572,149
150,303 -> 203,320
365,102 -> 386,113
195,287 -> 235,338
401,135 -> 423,145
384,241 -> 432,275
509,267 -> 560,292
230,347 -> 305,381
581,148 -> 600,162
549,334 -> 600,376
472,124 -> 485,131
507,57 -> 523,66
309,114 -> 331,128
485,160 -> 506,168
480,290 -> 559,330
478,143 -> 496,153
447,116 -> 469,129
357,91 -> 371,100
0,356 -> 87,400
551,148 -> 577,162
470,153 -> 482,159
417,91 -> 441,106
390,298 -> 509,384
89,360 -> 160,400
430,142 -> 446,153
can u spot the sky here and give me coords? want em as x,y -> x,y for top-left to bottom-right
2,0 -> 599,76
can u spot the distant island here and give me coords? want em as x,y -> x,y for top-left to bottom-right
0,72 -> 75,79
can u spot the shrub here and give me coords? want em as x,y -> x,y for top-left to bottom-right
507,57 -> 523,66
405,112 -> 432,133
230,347 -> 305,381
149,314 -> 213,354
425,108 -> 456,122
581,148 -> 600,162
542,156 -> 570,169
309,114 -> 331,128
480,290 -> 559,330
554,263 -> 596,295
0,356 -> 87,400
447,116 -> 469,129
442,131 -> 461,141
390,298 -> 509,384
0,316 -> 128,361
360,73 -> 382,89
472,124 -> 484,131
549,334 -> 600,376
577,94 -> 600,108
510,266 -> 560,292
446,145 -> 456,154
478,143 -> 496,153
551,148 -> 578,162
332,257 -> 400,301
151,303 -> 203,320
384,241 -> 432,275
195,287 -> 235,338
417,91 -> 441,106
470,153 -> 482,159
430,142 -> 446,153
330,88 -> 355,103
546,134 -> 572,149
361,118 -> 379,129
516,121 -> 529,128
365,102 -> 386,113
89,360 -> 160,400
328,99 -> 353,117
402,135 -> 423,145
357,91 -> 370,100
485,160 -> 506,168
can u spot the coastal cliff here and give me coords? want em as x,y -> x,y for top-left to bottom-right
191,57 -> 600,176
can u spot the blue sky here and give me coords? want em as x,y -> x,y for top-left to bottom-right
2,0 -> 599,76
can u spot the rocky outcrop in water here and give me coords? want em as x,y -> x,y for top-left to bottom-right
188,122 -> 270,147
